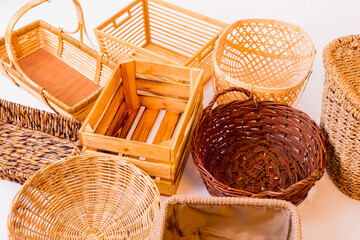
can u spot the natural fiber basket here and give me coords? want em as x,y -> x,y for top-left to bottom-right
0,0 -> 117,120
8,153 -> 161,240
152,196 -> 302,240
321,35 -> 360,200
191,87 -> 327,205
0,98 -> 81,184
213,19 -> 315,105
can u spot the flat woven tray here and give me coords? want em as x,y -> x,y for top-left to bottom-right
0,98 -> 81,184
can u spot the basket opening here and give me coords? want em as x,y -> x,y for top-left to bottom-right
162,203 -> 295,240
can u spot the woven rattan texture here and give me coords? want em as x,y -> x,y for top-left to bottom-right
8,154 -> 161,240
152,196 -> 302,240
213,19 -> 315,105
191,87 -> 326,205
321,35 -> 360,200
0,98 -> 81,184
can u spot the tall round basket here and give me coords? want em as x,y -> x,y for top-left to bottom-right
8,154 -> 161,240
191,87 -> 326,205
213,19 -> 315,105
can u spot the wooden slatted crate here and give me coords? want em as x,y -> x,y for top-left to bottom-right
79,60 -> 203,195
94,0 -> 227,85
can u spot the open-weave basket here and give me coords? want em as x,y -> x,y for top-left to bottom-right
213,19 -> 315,105
0,98 -> 81,184
321,35 -> 360,200
191,87 -> 327,205
152,196 -> 302,240
8,153 -> 161,240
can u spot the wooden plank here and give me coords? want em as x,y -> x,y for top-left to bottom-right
105,101 -> 127,136
80,64 -> 121,131
121,61 -> 140,109
95,86 -> 125,135
130,108 -> 159,142
81,132 -> 171,161
135,60 -> 190,83
135,78 -> 190,99
113,108 -> 139,138
139,93 -> 187,112
153,111 -> 180,144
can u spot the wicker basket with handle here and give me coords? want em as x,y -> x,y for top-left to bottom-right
152,195 -> 302,240
0,0 -> 118,120
321,35 -> 360,200
191,87 -> 327,205
0,98 -> 81,184
8,153 -> 161,240
213,19 -> 315,105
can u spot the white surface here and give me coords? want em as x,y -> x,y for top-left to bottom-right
1,0 -> 360,239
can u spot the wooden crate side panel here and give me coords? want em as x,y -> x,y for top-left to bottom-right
81,132 -> 171,162
147,0 -> 224,58
139,93 -> 188,112
135,78 -> 190,99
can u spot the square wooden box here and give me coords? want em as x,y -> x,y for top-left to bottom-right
79,60 -> 203,195
94,0 -> 227,85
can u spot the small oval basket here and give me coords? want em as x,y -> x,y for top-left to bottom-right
8,154 -> 161,240
213,19 -> 315,105
191,87 -> 326,205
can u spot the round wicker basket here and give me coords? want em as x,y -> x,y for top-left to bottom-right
191,87 -> 327,205
213,19 -> 315,105
8,154 -> 161,240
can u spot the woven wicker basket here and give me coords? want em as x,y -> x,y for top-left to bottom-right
191,87 -> 327,205
213,19 -> 315,105
0,0 -> 117,120
0,98 -> 81,184
8,153 -> 161,240
152,196 -> 301,240
321,35 -> 360,200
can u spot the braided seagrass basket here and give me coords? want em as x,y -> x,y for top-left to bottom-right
152,196 -> 302,240
8,154 -> 161,240
322,35 -> 360,200
191,87 -> 327,205
213,19 -> 315,105
0,98 -> 81,184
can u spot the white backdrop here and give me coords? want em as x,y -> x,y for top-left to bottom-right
1,0 -> 360,239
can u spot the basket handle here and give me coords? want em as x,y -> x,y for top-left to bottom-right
208,87 -> 260,110
5,0 -> 95,66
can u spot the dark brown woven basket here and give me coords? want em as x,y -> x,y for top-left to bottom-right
191,87 -> 327,205
0,98 -> 81,184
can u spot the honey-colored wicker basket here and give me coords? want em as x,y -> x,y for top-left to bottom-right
152,196 -> 302,240
191,87 -> 327,205
94,0 -> 228,85
0,98 -> 81,184
0,0 -> 118,120
8,153 -> 161,240
321,35 -> 360,200
213,19 -> 315,105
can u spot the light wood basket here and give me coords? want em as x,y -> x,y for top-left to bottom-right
80,60 -> 203,195
213,19 -> 315,105
8,153 -> 161,240
0,0 -> 118,120
94,0 -> 227,85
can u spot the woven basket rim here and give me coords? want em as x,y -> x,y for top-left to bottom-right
323,34 -> 360,118
214,18 -> 315,93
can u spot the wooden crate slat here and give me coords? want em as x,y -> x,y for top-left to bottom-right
153,111 -> 180,144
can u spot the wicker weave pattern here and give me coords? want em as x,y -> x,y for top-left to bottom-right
192,87 -> 326,205
0,98 -> 81,184
8,154 -> 161,240
152,196 -> 302,240
213,19 -> 315,105
321,35 -> 360,200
